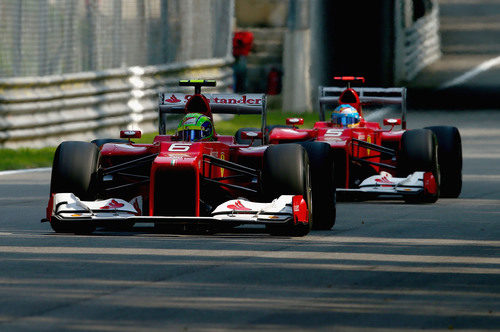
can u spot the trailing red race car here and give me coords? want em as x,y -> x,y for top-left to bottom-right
42,80 -> 336,235
237,76 -> 462,203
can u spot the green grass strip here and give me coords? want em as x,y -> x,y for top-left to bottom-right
0,147 -> 56,171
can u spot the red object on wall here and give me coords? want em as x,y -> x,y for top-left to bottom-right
267,67 -> 282,95
233,31 -> 254,56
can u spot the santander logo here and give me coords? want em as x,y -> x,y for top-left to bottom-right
101,200 -> 125,210
227,200 -> 251,211
164,94 -> 262,105
164,94 -> 182,103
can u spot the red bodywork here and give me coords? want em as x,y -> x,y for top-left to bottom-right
268,122 -> 404,189
94,93 -> 269,219
267,77 -> 407,190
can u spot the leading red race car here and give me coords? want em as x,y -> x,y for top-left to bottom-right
42,80 -> 336,235
237,76 -> 462,203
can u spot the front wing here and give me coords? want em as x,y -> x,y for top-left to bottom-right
44,193 -> 308,227
337,171 -> 437,199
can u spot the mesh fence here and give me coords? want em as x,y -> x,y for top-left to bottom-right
0,0 -> 233,78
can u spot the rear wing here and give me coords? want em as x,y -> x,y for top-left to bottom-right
159,93 -> 266,115
158,93 -> 267,142
318,86 -> 407,129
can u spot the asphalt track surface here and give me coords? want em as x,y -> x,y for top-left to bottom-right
0,108 -> 499,331
1,1 -> 500,330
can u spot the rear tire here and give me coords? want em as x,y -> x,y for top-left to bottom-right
400,129 -> 439,203
262,144 -> 312,236
50,141 -> 99,234
297,142 -> 336,230
424,126 -> 462,198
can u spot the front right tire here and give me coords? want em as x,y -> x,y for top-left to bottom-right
262,144 -> 312,236
49,141 -> 100,234
425,126 -> 462,198
297,142 -> 336,230
400,129 -> 439,203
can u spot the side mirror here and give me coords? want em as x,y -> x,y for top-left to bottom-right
120,130 -> 142,139
286,118 -> 304,127
383,118 -> 401,126
240,131 -> 262,140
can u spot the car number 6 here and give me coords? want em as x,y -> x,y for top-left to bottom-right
168,143 -> 191,152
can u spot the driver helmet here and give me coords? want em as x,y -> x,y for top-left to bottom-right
331,104 -> 360,128
177,113 -> 214,141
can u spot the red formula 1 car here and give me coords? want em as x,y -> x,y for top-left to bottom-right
238,76 -> 462,203
42,80 -> 336,236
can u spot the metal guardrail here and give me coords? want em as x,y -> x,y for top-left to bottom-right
403,6 -> 441,81
0,57 -> 233,148
394,0 -> 441,84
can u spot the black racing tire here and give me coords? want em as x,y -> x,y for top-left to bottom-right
297,142 -> 336,230
424,126 -> 462,198
400,129 -> 439,203
235,127 -> 261,146
91,138 -> 129,148
262,144 -> 312,236
49,141 -> 100,234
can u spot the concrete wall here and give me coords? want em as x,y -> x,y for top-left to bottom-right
235,0 -> 441,111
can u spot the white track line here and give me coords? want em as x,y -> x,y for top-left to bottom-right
439,55 -> 500,89
0,167 -> 50,176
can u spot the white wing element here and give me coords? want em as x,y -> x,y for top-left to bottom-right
51,193 -> 139,220
211,196 -> 295,222
337,171 -> 437,198
359,171 -> 426,194
49,193 -> 304,225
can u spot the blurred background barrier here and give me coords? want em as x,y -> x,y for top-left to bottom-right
395,0 -> 441,83
237,0 -> 441,112
0,0 -> 443,146
0,59 -> 233,148
0,0 -> 234,148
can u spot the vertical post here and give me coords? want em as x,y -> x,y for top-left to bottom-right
12,0 -> 23,77
379,0 -> 396,86
179,0 -> 194,61
213,0 -> 232,58
282,0 -> 312,112
309,0 -> 326,113
63,0 -> 77,73
112,0 -> 122,68
38,0 -> 48,76
401,87 -> 407,130
136,0 -> 146,64
84,0 -> 96,71
393,0 -> 408,84
160,0 -> 170,63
